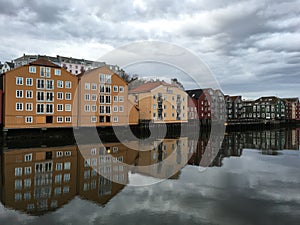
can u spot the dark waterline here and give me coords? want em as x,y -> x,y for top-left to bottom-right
0,127 -> 299,225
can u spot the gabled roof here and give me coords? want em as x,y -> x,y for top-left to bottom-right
5,62 -> 14,68
255,96 -> 279,104
129,81 -> 173,94
29,58 -> 61,68
186,89 -> 204,99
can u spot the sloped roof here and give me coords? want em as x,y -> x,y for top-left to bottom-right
29,58 -> 61,68
129,81 -> 173,94
6,62 -> 14,68
282,97 -> 299,103
186,89 -> 204,99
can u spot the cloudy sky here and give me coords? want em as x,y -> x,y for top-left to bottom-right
0,0 -> 299,98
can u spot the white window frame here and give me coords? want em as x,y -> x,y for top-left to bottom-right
26,103 -> 33,111
113,116 -> 118,122
84,104 -> 90,112
84,94 -> 90,101
92,94 -> 97,101
29,66 -> 36,73
65,92 -> 72,100
65,81 -> 71,89
65,116 -> 71,122
16,77 -> 23,85
119,106 -> 124,112
91,116 -> 97,122
57,104 -> 63,111
91,83 -> 97,90
57,80 -> 64,88
119,96 -> 124,102
113,106 -> 118,112
16,90 -> 23,98
54,69 -> 61,76
26,90 -> 33,99
113,96 -> 118,102
85,83 -> 90,90
16,102 -> 23,111
91,105 -> 97,112
57,116 -> 63,123
26,78 -> 33,86
119,86 -> 124,92
36,79 -> 45,89
36,103 -> 44,114
113,85 -> 118,92
57,92 -> 63,100
24,153 -> 32,162
65,104 -> 71,111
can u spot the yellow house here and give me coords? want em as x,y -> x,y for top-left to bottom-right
129,81 -> 188,123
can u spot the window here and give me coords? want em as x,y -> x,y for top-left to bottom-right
25,116 -> 33,123
119,86 -> 124,92
100,74 -> 105,83
106,75 -> 111,83
65,81 -> 71,88
37,91 -> 44,101
65,93 -> 71,100
26,103 -> 33,111
37,104 -> 44,113
54,69 -> 61,76
15,180 -> 22,190
57,92 -> 63,100
106,106 -> 111,114
113,96 -> 118,102
91,83 -> 97,90
92,94 -> 97,101
15,167 -> 22,176
54,187 -> 61,195
24,179 -> 31,188
26,90 -> 33,99
99,84 -> 105,93
46,92 -> 54,102
24,167 -> 31,175
85,94 -> 90,101
40,67 -> 45,77
99,95 -> 105,103
55,174 -> 62,184
56,163 -> 63,171
65,116 -> 71,122
113,106 -> 118,112
65,104 -> 71,111
29,66 -> 36,73
46,104 -> 54,114
57,116 -> 63,123
26,78 -> 33,86
57,104 -> 63,111
153,104 -> 156,109
119,106 -> 124,112
91,116 -> 97,122
16,103 -> 23,111
105,85 -> 111,93
63,186 -> 70,193
25,153 -> 32,162
99,106 -> 105,114
64,173 -> 70,182
65,151 -> 71,156
85,83 -> 90,90
45,67 -> 51,78
15,193 -> 22,201
106,96 -> 111,104
16,90 -> 23,98
37,79 -> 45,89
57,80 -> 63,88
113,147 -> 118,153
119,96 -> 124,102
113,85 -> 118,92
46,80 -> 54,90
113,116 -> 118,122
56,151 -> 64,158
91,105 -> 97,112
16,77 -> 23,85
84,105 -> 90,112
64,162 -> 71,170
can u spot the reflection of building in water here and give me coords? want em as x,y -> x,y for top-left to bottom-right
134,138 -> 189,179
77,142 -> 138,205
0,146 -> 78,215
0,138 -> 187,214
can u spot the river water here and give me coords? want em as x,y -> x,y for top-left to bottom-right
0,128 -> 299,225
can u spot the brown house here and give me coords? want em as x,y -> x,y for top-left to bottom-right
1,58 -> 78,129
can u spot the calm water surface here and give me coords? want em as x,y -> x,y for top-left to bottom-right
0,128 -> 299,225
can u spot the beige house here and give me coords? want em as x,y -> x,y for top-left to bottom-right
129,81 -> 188,123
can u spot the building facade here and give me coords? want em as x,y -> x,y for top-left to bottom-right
224,95 -> 243,120
283,98 -> 299,121
78,66 -> 138,127
129,81 -> 188,123
1,58 -> 78,129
